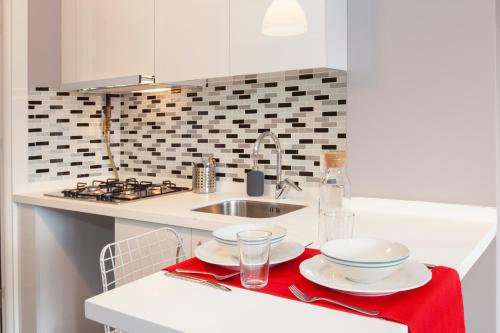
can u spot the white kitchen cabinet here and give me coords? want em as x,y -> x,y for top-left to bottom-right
191,229 -> 213,255
61,0 -> 155,84
62,0 -> 345,84
230,0 -> 347,75
155,0 -> 230,83
61,0 -> 77,83
115,218 -> 193,258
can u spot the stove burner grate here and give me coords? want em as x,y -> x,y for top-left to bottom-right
59,178 -> 190,203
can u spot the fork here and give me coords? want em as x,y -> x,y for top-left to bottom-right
288,285 -> 380,316
175,268 -> 240,281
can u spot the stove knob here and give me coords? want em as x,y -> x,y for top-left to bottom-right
102,193 -> 113,201
98,194 -> 110,201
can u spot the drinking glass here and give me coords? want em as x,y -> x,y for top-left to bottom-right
318,210 -> 355,245
237,230 -> 271,289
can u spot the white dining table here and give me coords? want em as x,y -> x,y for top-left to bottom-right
85,197 -> 496,332
85,270 -> 407,333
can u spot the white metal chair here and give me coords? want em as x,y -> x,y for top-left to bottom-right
99,227 -> 186,333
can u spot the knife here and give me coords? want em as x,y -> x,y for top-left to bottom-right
164,271 -> 232,292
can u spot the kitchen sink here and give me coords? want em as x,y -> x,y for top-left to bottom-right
192,200 -> 306,218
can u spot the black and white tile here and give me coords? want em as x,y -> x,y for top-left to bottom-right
120,68 -> 347,184
28,68 -> 347,185
28,88 -> 121,182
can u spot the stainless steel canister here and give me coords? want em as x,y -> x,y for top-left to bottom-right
192,164 -> 216,194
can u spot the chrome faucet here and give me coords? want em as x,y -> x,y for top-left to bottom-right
251,131 -> 302,199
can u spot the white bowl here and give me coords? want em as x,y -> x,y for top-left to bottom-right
320,238 -> 410,284
321,238 -> 409,265
217,239 -> 284,256
325,259 -> 406,284
213,224 -> 287,255
214,234 -> 285,247
322,255 -> 406,268
213,224 -> 287,244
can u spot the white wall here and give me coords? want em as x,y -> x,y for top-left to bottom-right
3,0 -> 30,331
496,0 -> 500,331
25,1 -> 499,205
462,239 -> 497,332
28,0 -> 60,87
347,1 -> 497,332
347,0 -> 496,207
0,0 -> 3,329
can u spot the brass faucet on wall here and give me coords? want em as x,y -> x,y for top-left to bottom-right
103,94 -> 119,180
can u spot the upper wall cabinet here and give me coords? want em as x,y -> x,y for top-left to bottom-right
230,0 -> 347,76
155,0 -> 230,83
62,0 -> 345,85
62,0 -> 155,84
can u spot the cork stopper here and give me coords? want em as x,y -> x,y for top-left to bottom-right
324,151 -> 346,168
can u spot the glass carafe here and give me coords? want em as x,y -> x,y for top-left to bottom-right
318,152 -> 352,245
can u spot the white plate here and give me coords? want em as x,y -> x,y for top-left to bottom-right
300,255 -> 431,296
195,239 -> 304,270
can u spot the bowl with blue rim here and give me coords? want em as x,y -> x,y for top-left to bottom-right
320,238 -> 410,284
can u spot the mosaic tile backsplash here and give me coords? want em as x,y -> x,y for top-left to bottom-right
28,68 -> 347,185
28,88 -> 121,181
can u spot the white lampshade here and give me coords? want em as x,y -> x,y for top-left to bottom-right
261,0 -> 308,37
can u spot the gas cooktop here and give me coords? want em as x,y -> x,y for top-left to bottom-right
45,178 -> 191,204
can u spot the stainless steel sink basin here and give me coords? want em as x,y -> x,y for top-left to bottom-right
192,200 -> 306,218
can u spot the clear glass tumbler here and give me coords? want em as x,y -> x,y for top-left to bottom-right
319,210 -> 355,245
237,230 -> 271,289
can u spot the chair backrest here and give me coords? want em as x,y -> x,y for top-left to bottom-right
99,227 -> 186,333
100,227 -> 186,292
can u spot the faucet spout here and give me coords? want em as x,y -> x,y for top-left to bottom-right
251,131 -> 301,199
252,131 -> 282,186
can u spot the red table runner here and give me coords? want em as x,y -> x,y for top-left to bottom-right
164,249 -> 465,333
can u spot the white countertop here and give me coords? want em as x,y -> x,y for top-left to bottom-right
14,190 -> 496,278
14,190 -> 314,231
15,189 -> 496,333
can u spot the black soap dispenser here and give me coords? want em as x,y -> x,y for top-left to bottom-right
247,162 -> 264,197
